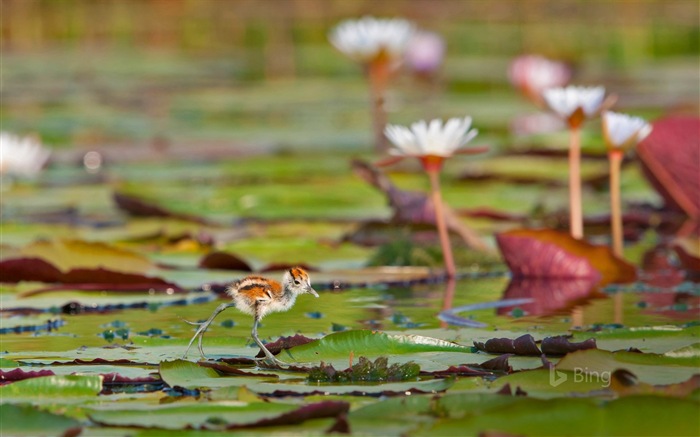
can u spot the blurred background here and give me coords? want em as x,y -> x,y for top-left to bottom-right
2,0 -> 698,153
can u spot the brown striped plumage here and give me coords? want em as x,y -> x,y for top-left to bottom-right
183,267 -> 318,366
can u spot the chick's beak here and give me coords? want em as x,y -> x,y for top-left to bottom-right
307,286 -> 319,298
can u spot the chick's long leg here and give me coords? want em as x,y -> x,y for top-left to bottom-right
251,316 -> 286,367
183,302 -> 236,359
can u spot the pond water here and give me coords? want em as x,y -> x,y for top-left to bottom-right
2,42 -> 699,435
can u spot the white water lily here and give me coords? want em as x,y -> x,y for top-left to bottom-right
0,132 -> 51,178
602,111 -> 652,150
384,116 -> 478,158
543,85 -> 606,125
329,16 -> 415,64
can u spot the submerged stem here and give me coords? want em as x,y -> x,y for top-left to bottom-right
568,127 -> 584,239
427,169 -> 456,278
609,150 -> 624,258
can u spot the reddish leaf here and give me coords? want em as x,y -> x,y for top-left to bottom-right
255,334 -> 315,358
223,400 -> 350,430
43,358 -> 153,366
0,368 -> 55,385
19,268 -> 183,297
674,242 -> 700,280
498,277 -> 602,317
0,257 -> 62,283
475,354 -> 513,373
474,334 -> 541,356
113,192 -> 211,225
198,251 -> 253,271
428,365 -> 493,377
2,257 -> 183,296
540,336 -> 597,356
496,228 -> 637,285
325,414 -> 351,434
637,117 -> 700,219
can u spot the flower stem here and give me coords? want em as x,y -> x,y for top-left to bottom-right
427,169 -> 456,278
368,58 -> 390,154
609,150 -> 624,258
568,126 -> 584,239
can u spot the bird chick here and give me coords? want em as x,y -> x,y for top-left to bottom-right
183,267 -> 318,366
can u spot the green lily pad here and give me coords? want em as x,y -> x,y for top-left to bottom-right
159,359 -> 277,390
0,404 -> 81,436
88,401 -> 298,430
283,330 -> 473,362
556,348 -> 700,385
424,395 -> 700,436
0,374 -> 102,402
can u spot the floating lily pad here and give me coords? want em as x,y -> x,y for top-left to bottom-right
283,330 -> 472,362
496,228 -> 637,284
0,404 -> 81,437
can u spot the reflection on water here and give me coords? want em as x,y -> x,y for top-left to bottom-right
499,277 -> 602,317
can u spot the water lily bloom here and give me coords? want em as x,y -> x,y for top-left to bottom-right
383,116 -> 483,171
0,132 -> 51,178
329,16 -> 415,153
543,85 -> 608,129
329,16 -> 415,65
509,55 -> 571,106
382,116 -> 487,278
602,111 -> 653,151
602,111 -> 652,260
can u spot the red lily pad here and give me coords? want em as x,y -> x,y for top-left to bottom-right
0,258 -> 62,283
495,228 -> 637,285
637,117 -> 700,219
0,257 -> 183,296
0,368 -> 56,385
254,334 -> 316,358
540,336 -> 597,356
474,334 -> 541,356
673,240 -> 700,280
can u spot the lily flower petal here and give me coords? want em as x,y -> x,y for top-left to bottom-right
329,16 -> 415,64
602,111 -> 652,150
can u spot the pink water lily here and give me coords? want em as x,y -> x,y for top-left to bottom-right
509,55 -> 571,106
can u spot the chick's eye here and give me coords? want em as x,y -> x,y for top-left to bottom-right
294,280 -> 301,285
